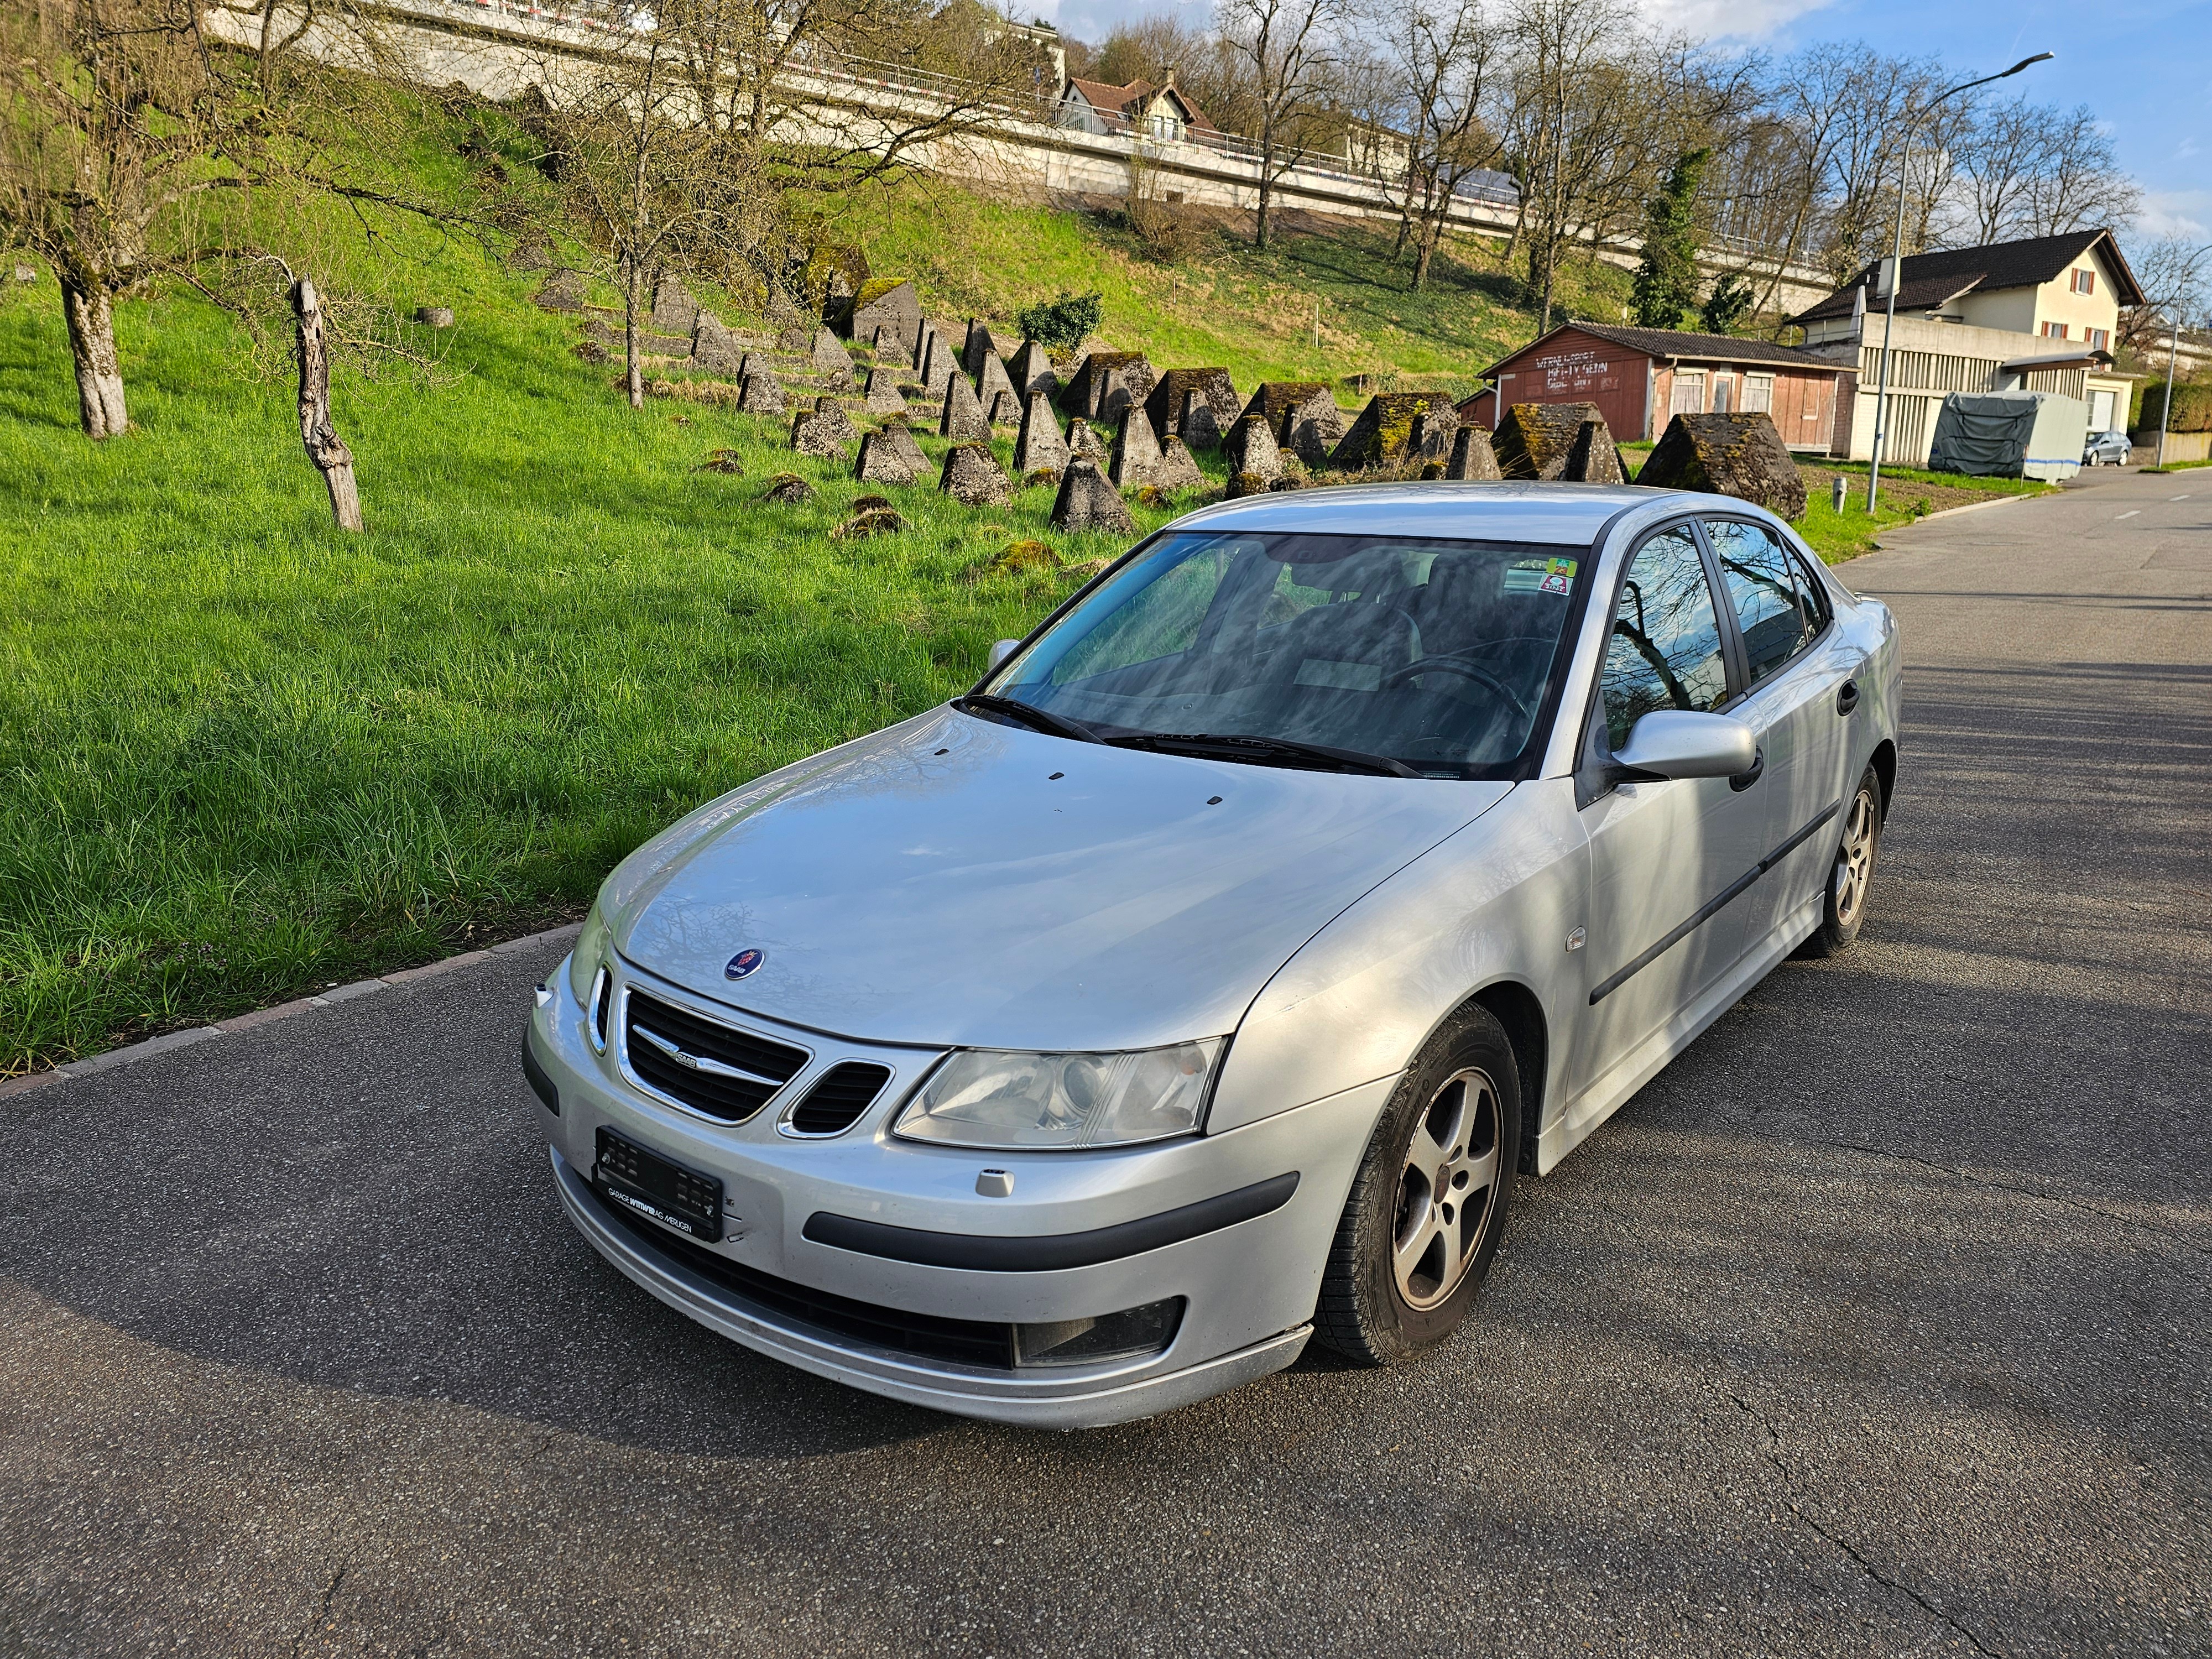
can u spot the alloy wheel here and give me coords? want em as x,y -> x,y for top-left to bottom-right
1833,786 -> 1877,926
1391,1068 -> 1503,1310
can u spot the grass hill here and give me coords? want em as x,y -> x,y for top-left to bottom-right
1,146 -> 1976,1074
838,180 -> 1628,393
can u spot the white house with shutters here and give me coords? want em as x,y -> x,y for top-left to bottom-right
1790,229 -> 2145,465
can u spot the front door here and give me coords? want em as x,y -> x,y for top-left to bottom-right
1703,518 -> 1867,957
1572,523 -> 1768,1098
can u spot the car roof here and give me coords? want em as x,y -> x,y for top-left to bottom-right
1168,481 -> 1676,544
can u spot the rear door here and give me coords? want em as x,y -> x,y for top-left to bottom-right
1701,517 -> 1867,957
1569,521 -> 1768,1096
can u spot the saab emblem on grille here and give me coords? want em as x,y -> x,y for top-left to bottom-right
724,948 -> 765,980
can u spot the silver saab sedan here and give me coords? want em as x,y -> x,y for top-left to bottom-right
523,483 -> 1900,1426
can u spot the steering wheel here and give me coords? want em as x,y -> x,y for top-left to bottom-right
1382,654 -> 1535,722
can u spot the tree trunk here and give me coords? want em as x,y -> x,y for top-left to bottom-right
291,277 -> 362,531
1411,216 -> 1441,291
624,258 -> 644,409
60,276 -> 128,441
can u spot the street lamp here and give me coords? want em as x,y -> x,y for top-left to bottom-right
2159,311 -> 2179,469
1866,51 -> 2054,510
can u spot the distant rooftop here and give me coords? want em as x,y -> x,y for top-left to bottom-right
1791,230 -> 2146,325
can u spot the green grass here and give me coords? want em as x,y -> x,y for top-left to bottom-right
838,177 -> 1631,398
1785,459 -> 2051,563
0,234 -> 1226,1073
2141,457 -> 2212,471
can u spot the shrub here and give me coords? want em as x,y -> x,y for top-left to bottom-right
2136,375 -> 2212,434
1015,291 -> 1104,354
1699,274 -> 1756,335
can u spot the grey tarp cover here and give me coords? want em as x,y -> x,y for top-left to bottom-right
1927,390 -> 2086,481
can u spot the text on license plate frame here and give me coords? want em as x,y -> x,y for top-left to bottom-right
593,1126 -> 725,1244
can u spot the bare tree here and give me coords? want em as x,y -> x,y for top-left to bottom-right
0,0 -> 230,437
2020,104 -> 2142,236
0,0 -> 459,440
1504,3 -> 1745,334
1954,94 -> 2043,243
2120,235 -> 2212,357
1217,0 -> 1343,251
1370,0 -> 1507,290
529,0 -> 1041,399
533,22 -> 762,409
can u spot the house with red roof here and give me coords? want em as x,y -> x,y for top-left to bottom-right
1056,70 -> 1218,144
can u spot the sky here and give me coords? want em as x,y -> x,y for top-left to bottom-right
1034,0 -> 2211,242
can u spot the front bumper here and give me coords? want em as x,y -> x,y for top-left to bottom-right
527,954 -> 1391,1427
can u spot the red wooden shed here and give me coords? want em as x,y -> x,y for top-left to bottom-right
1458,323 -> 1851,453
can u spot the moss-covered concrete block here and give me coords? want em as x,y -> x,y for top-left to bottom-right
1494,401 -> 1611,479
1145,369 -> 1240,440
1330,392 -> 1459,471
1637,413 -> 1807,519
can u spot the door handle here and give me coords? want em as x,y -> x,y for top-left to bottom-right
1729,745 -> 1765,792
1835,679 -> 1861,716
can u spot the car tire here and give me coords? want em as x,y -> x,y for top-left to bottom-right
1801,763 -> 1882,957
1313,1004 -> 1520,1366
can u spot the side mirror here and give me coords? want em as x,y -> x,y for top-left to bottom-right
1613,711 -> 1757,781
987,639 -> 1020,670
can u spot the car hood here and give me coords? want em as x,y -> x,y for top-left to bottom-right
609,705 -> 1514,1051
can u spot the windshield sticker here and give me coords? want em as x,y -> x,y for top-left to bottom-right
1503,556 -> 1578,597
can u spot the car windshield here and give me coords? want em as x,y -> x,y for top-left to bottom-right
980,529 -> 1592,776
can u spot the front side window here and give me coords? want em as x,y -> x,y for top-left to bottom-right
1743,374 -> 1775,413
1707,519 -> 1816,686
1599,526 -> 1728,748
987,530 -> 1590,775
1670,372 -> 1705,415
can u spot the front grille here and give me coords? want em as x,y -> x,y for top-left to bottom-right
622,989 -> 808,1121
787,1062 -> 893,1136
586,1182 -> 1019,1369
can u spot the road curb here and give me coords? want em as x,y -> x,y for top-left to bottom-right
1,922 -> 583,1098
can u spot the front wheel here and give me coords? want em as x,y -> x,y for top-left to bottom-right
1802,763 -> 1882,956
1313,1005 -> 1520,1365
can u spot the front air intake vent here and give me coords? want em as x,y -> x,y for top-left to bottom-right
787,1062 -> 893,1136
622,990 -> 808,1121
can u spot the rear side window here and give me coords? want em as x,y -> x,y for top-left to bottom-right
1707,519 -> 1817,686
1600,525 -> 1728,748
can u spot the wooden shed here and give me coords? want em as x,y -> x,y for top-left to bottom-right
1459,323 -> 1850,453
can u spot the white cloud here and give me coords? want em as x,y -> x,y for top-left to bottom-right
1629,0 -> 1840,39
2136,190 -> 2211,241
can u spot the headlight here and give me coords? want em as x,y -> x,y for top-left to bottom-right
568,901 -> 611,1004
894,1040 -> 1224,1151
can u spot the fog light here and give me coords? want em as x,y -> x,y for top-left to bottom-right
1013,1297 -> 1184,1368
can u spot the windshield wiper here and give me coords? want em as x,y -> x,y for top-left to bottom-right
951,694 -> 1101,744
1105,731 -> 1421,778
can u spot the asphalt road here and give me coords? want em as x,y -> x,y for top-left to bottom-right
4,466 -> 2207,1657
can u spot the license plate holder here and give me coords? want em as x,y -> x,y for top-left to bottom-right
593,1126 -> 725,1244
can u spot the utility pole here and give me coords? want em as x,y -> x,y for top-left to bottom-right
1867,51 -> 2053,510
2158,312 -> 2178,469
